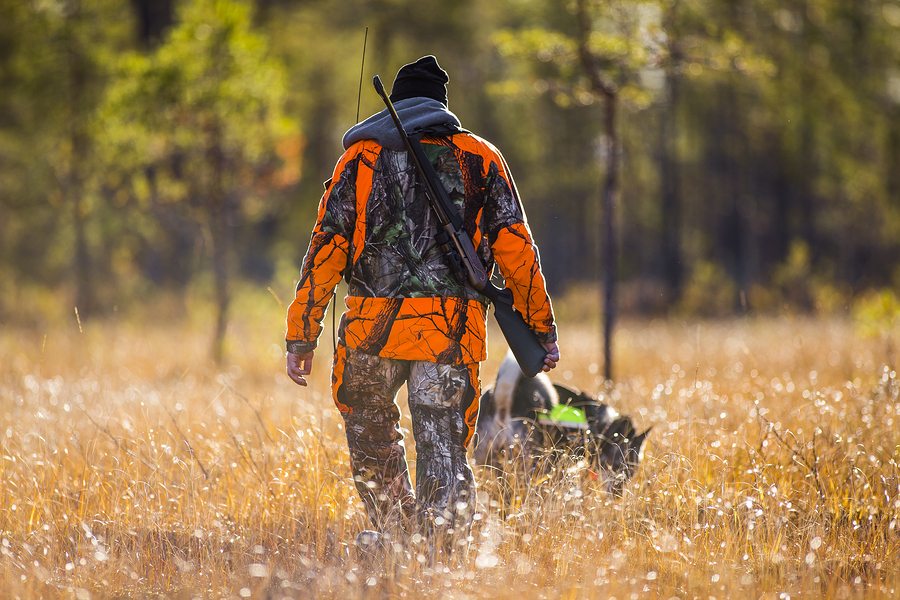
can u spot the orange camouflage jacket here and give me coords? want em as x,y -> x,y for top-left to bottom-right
286,130 -> 555,365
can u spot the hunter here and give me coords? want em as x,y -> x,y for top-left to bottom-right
285,56 -> 559,545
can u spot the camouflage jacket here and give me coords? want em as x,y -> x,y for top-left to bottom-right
286,123 -> 556,365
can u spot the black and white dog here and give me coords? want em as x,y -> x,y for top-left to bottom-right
474,353 -> 649,495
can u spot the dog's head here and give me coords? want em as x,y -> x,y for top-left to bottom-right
553,385 -> 650,495
590,414 -> 650,495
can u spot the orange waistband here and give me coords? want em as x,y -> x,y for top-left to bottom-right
341,296 -> 488,364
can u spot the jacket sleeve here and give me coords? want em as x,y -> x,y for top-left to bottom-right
285,149 -> 359,353
482,147 -> 557,344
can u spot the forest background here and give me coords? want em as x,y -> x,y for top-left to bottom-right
1,0 -> 899,357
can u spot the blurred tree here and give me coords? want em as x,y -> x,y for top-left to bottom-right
98,0 -> 293,361
61,1 -> 97,317
0,0 -> 132,321
495,0 -> 659,380
658,0 -> 684,305
573,0 -> 651,381
732,0 -> 900,293
130,0 -> 175,46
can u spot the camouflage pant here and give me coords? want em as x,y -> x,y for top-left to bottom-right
332,343 -> 481,535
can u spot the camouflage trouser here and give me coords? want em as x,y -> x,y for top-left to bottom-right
332,342 -> 481,536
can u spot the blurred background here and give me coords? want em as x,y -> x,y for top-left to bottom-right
1,0 -> 898,361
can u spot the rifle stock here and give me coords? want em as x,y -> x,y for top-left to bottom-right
480,284 -> 547,377
372,75 -> 547,377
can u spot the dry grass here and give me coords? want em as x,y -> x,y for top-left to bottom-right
0,305 -> 898,598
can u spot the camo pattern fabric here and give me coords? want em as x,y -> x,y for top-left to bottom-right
285,132 -> 556,363
332,343 -> 480,533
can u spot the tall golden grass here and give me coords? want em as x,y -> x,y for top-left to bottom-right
0,302 -> 897,598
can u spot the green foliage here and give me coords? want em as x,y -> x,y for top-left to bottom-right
853,288 -> 900,366
750,241 -> 850,315
98,0 -> 292,211
770,241 -> 816,311
102,0 -> 294,357
0,0 -> 136,317
679,261 -> 736,317
492,1 -> 658,110
853,289 -> 900,339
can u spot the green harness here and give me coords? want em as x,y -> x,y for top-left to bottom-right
535,403 -> 589,430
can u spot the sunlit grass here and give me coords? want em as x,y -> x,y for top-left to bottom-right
0,307 -> 897,598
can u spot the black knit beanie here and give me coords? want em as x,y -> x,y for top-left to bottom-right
389,55 -> 449,106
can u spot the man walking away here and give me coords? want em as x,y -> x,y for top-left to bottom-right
285,56 -> 559,555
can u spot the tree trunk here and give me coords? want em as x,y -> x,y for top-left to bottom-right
887,106 -> 900,204
574,0 -> 618,382
659,0 -> 683,307
72,194 -> 93,315
130,0 -> 174,47
796,0 -> 817,256
723,81 -> 748,312
66,0 -> 95,318
208,126 -> 230,364
210,225 -> 230,364
660,59 -> 683,306
601,95 -> 618,382
210,210 -> 230,364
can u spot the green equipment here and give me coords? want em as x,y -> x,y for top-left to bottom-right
536,403 -> 589,430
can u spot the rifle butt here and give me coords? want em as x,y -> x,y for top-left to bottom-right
488,290 -> 546,378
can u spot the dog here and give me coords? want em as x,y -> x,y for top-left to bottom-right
474,352 -> 649,495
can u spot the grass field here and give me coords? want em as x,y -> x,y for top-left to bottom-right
0,305 -> 898,598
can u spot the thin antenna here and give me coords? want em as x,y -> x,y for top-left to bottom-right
333,26 -> 369,354
356,26 -> 369,122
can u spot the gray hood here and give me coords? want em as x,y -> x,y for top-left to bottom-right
342,97 -> 462,151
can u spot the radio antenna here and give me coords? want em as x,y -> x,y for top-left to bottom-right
332,26 -> 369,354
356,27 -> 369,122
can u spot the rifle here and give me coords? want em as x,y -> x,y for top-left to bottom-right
372,75 -> 548,377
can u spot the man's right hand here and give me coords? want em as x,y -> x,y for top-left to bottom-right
542,341 -> 560,372
287,351 -> 314,386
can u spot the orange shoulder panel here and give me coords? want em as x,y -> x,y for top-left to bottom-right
351,140 -> 380,265
448,133 -> 514,183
